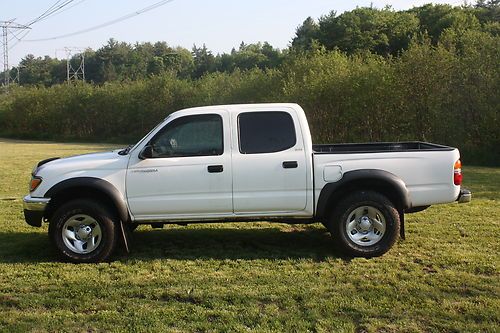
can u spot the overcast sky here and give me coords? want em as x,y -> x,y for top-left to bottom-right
3,0 -> 465,66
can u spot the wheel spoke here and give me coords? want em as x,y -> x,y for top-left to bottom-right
88,236 -> 97,251
352,207 -> 365,220
352,232 -> 368,241
366,206 -> 379,219
73,240 -> 85,253
91,225 -> 101,237
63,229 -> 77,241
365,232 -> 381,241
80,216 -> 94,225
372,218 -> 385,233
347,219 -> 357,232
65,218 -> 81,228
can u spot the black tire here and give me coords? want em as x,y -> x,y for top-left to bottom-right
325,190 -> 400,257
48,199 -> 118,263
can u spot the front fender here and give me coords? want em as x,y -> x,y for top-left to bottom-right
44,177 -> 129,223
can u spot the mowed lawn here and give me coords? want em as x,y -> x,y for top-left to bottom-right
0,139 -> 498,333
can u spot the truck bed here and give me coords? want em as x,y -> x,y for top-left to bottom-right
312,141 -> 461,207
313,141 -> 455,154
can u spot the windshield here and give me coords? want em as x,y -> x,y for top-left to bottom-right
127,115 -> 172,154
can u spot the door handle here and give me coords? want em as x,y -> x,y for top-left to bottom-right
207,165 -> 224,173
282,161 -> 298,169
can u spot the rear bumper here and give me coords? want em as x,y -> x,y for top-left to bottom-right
23,195 -> 50,227
457,189 -> 472,204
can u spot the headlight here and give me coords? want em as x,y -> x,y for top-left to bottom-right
29,176 -> 42,192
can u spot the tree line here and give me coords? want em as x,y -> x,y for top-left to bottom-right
0,2 -> 498,165
4,2 -> 498,85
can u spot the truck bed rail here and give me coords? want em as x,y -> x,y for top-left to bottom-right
313,141 -> 455,154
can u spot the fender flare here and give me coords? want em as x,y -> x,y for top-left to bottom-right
316,169 -> 410,220
44,177 -> 130,223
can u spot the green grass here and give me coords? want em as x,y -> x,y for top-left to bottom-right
0,139 -> 498,332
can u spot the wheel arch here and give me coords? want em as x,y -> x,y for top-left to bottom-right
316,169 -> 410,220
43,177 -> 130,223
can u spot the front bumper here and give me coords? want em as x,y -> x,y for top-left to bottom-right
457,188 -> 472,204
23,195 -> 50,227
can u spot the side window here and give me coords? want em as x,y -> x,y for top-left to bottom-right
238,111 -> 297,154
150,114 -> 223,158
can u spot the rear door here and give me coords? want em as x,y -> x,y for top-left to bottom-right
231,108 -> 308,214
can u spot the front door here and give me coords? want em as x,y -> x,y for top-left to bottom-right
126,111 -> 233,220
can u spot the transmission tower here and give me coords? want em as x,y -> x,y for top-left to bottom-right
63,47 -> 85,83
9,65 -> 25,85
1,20 -> 30,87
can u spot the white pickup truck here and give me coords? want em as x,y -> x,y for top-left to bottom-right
23,103 -> 471,262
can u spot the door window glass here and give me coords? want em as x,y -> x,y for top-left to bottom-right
150,114 -> 223,157
238,112 -> 296,154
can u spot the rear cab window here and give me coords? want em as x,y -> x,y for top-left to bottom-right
238,111 -> 297,154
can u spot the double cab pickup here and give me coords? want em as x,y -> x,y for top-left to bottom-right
23,103 -> 471,262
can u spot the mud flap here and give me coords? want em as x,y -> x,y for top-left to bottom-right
118,220 -> 131,254
399,211 -> 405,240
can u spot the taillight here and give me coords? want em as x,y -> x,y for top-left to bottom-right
454,159 -> 462,186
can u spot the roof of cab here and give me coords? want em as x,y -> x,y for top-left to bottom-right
165,103 -> 302,119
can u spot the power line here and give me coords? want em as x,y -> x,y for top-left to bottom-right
7,1 -> 71,45
25,0 -> 65,26
36,0 -> 88,22
24,0 -> 176,42
8,30 -> 31,51
7,0 -> 86,51
26,0 -> 76,27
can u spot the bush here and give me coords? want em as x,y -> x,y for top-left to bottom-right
0,38 -> 498,165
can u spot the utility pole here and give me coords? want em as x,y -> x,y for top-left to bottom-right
1,20 -> 30,87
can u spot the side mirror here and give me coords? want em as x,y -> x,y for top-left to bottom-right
139,145 -> 153,160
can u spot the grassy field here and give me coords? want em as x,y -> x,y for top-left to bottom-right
0,139 -> 498,332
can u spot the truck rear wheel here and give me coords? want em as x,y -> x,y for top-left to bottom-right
49,199 -> 118,263
326,190 -> 400,257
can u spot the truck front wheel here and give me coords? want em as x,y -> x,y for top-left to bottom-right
327,191 -> 400,257
49,199 -> 118,263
